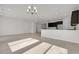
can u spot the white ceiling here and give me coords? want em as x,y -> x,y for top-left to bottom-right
0,4 -> 78,22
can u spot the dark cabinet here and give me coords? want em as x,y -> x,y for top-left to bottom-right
71,10 -> 79,26
48,21 -> 63,29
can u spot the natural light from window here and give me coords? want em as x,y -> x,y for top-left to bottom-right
8,38 -> 39,52
8,38 -> 68,54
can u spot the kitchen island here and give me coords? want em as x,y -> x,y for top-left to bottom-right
41,29 -> 79,43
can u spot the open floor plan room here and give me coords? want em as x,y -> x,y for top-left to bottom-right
0,4 -> 79,54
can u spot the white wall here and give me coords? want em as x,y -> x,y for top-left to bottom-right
62,12 -> 73,30
57,24 -> 63,30
36,23 -> 42,33
0,17 -> 36,36
76,24 -> 79,30
62,5 -> 79,30
63,17 -> 70,29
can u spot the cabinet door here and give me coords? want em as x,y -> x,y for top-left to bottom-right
78,10 -> 79,23
71,10 -> 78,26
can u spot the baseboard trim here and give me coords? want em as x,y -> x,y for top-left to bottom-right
0,33 -> 36,37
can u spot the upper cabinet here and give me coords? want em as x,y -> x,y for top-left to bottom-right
71,10 -> 79,26
48,21 -> 63,29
